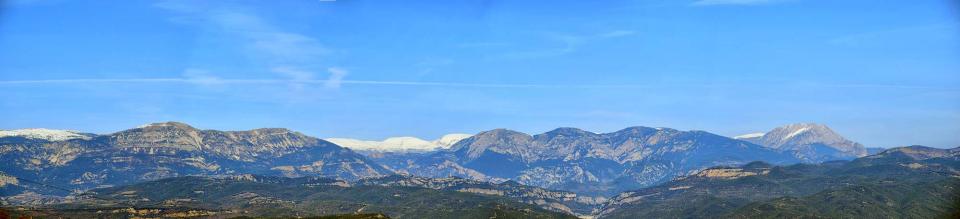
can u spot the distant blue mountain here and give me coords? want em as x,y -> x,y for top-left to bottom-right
385,126 -> 801,195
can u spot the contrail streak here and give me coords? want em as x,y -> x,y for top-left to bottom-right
0,78 -> 646,88
0,78 -> 954,90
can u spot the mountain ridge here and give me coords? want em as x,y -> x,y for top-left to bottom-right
0,121 -> 391,198
597,145 -> 960,218
736,123 -> 868,162
392,125 -> 800,195
2,122 -> 890,200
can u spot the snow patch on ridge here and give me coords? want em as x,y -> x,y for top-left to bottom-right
784,127 -> 810,139
326,133 -> 472,152
733,132 -> 765,139
0,128 -> 91,141
434,133 -> 473,149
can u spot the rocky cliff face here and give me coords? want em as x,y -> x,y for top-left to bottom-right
112,123 -> 334,161
0,122 -> 390,197
737,123 -> 868,162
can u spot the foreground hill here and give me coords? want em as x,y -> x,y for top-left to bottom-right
28,175 -> 576,219
597,145 -> 960,218
3,174 -> 604,217
0,122 -> 390,197
392,127 -> 800,195
358,175 -> 607,216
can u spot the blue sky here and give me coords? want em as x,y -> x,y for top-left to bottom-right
1,0 -> 958,148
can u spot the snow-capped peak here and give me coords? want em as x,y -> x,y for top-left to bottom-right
784,127 -> 810,139
0,128 -> 92,141
774,123 -> 830,141
434,133 -> 473,149
733,132 -> 765,139
745,123 -> 868,158
325,133 -> 472,152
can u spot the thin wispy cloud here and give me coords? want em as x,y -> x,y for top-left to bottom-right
456,42 -> 512,48
181,69 -> 224,85
413,58 -> 456,76
1,78 -> 955,91
598,30 -> 637,38
0,78 -> 590,88
828,23 -> 958,46
154,0 -> 335,89
500,34 -> 579,59
691,0 -> 786,6
271,67 -> 315,81
325,68 -> 348,89
499,30 -> 637,59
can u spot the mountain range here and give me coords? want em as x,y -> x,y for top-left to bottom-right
389,127 -> 804,195
0,122 -> 389,197
1,122 -> 879,198
1,121 -> 956,218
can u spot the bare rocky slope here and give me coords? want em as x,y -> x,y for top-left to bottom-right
0,122 -> 390,197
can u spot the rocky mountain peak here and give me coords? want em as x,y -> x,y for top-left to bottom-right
761,123 -> 850,148
773,123 -> 831,138
613,126 -> 659,134
475,128 -> 529,137
739,123 -> 868,160
112,121 -> 204,150
458,129 -> 533,147
608,126 -> 681,137
451,129 -> 533,162
136,121 -> 198,131
542,127 -> 595,137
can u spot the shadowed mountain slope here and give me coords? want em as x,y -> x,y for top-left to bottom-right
597,145 -> 960,218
